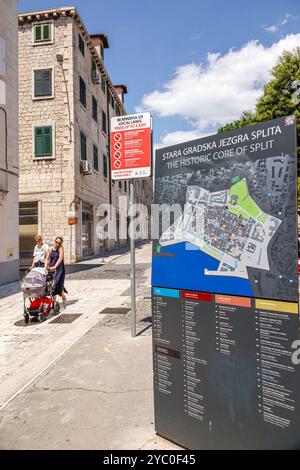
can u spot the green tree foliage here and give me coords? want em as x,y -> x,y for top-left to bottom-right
218,48 -> 300,205
218,111 -> 256,133
255,49 -> 300,148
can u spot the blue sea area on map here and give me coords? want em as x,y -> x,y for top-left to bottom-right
152,242 -> 253,297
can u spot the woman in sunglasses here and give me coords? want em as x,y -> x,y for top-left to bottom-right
45,236 -> 67,307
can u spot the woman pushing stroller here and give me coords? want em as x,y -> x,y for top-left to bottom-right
45,236 -> 67,307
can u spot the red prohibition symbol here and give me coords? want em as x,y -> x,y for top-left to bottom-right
114,142 -> 122,151
114,159 -> 122,169
114,133 -> 122,142
114,150 -> 122,159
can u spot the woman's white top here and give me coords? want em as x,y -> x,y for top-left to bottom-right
33,243 -> 49,264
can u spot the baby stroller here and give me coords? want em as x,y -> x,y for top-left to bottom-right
21,267 -> 60,323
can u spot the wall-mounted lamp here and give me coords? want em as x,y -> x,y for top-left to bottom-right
56,53 -> 64,65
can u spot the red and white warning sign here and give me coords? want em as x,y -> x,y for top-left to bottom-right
111,112 -> 152,180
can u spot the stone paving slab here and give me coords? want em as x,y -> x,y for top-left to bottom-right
0,305 -> 181,450
0,242 -> 181,450
0,279 -> 130,408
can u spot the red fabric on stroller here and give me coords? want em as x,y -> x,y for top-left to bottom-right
29,297 -> 52,315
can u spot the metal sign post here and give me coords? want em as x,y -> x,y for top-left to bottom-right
110,112 -> 152,338
130,179 -> 136,337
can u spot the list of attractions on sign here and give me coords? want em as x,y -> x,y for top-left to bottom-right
111,112 -> 152,180
151,116 -> 300,449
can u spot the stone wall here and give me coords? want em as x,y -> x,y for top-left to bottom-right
19,16 -> 76,262
19,10 -> 153,264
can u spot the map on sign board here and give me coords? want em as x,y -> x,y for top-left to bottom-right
160,178 -> 281,279
152,116 -> 298,302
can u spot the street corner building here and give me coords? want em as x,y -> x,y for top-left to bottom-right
0,0 -> 19,285
18,6 -> 153,267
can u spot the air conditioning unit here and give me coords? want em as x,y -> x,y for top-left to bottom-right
92,70 -> 100,84
80,160 -> 92,175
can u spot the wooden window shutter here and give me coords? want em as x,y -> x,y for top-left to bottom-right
35,127 -> 43,156
44,127 -> 52,155
93,145 -> 99,171
81,132 -> 87,160
34,126 -> 52,157
35,25 -> 42,41
34,69 -> 52,97
43,23 -> 51,40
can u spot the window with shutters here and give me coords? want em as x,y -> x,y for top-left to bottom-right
79,76 -> 86,107
33,22 -> 52,44
79,34 -> 85,56
33,68 -> 53,99
92,59 -> 97,74
101,75 -> 106,94
80,131 -> 87,161
92,96 -> 98,122
103,154 -> 108,178
93,144 -> 99,171
102,110 -> 107,134
109,92 -> 115,109
34,126 -> 53,157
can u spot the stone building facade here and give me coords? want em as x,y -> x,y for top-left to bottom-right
0,0 -> 19,284
18,7 -> 152,265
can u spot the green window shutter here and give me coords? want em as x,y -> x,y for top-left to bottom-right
92,96 -> 98,122
35,127 -> 43,156
35,25 -> 42,41
34,69 -> 52,97
44,127 -> 52,155
102,111 -> 107,134
79,34 -> 85,56
34,24 -> 51,42
93,145 -> 99,171
101,75 -> 106,94
42,23 -> 51,41
34,126 -> 52,157
103,154 -> 108,178
109,92 -> 115,109
80,132 -> 87,160
80,77 -> 86,107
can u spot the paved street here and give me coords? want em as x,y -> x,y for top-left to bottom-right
0,242 -> 181,450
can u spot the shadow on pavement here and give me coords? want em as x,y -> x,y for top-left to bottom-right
65,264 -> 103,275
0,282 -> 21,300
137,316 -> 152,337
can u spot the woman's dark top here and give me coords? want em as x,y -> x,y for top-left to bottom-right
49,248 -> 65,296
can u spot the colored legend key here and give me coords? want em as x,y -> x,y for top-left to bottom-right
215,294 -> 251,308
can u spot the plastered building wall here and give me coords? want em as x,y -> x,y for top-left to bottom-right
0,0 -> 19,284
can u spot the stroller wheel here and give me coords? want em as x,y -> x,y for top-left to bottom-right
54,302 -> 60,315
23,314 -> 29,324
38,312 -> 45,323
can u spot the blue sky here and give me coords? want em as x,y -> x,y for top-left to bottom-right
19,0 -> 300,147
